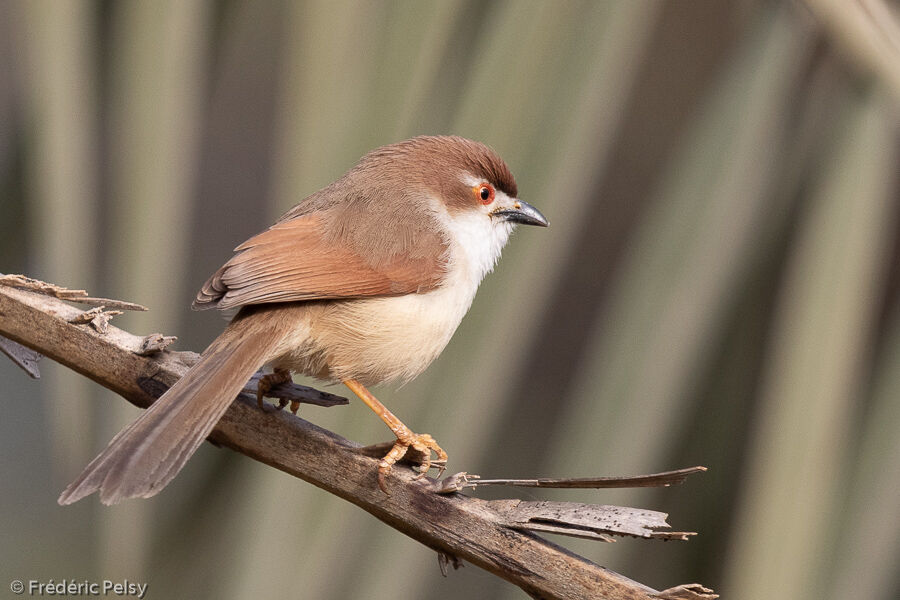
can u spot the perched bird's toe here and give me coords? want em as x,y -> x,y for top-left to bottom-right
255,368 -> 294,412
375,432 -> 449,492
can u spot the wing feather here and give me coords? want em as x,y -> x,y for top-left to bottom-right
193,209 -> 448,311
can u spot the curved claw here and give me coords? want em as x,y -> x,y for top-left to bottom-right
257,388 -> 279,412
376,432 -> 448,493
256,368 -> 294,412
377,442 -> 410,494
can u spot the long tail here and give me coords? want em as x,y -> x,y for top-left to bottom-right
58,312 -> 284,505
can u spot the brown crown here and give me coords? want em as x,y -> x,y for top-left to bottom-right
356,136 -> 518,210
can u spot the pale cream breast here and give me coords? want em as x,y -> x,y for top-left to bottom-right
270,201 -> 514,386
301,271 -> 477,385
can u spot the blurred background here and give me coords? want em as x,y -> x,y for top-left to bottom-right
1,1 -> 898,598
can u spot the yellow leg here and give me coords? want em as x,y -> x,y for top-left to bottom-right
343,378 -> 447,492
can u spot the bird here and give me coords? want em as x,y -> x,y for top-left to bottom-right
58,135 -> 548,505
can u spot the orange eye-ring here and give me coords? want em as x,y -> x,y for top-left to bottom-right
475,183 -> 495,205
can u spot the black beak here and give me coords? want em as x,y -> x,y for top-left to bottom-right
492,200 -> 549,227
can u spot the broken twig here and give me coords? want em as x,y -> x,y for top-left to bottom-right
69,306 -> 124,333
433,467 -> 707,492
0,273 -> 148,311
654,583 -> 718,600
137,333 -> 178,355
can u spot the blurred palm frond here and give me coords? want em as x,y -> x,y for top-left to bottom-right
1,2 -> 898,599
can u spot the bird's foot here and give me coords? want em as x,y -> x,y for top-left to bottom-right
340,378 -> 447,493
256,368 -> 297,413
377,429 -> 448,493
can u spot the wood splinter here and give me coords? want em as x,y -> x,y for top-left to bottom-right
138,333 -> 178,355
69,306 -> 124,334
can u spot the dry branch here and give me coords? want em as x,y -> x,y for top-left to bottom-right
436,466 -> 707,491
0,277 -> 715,600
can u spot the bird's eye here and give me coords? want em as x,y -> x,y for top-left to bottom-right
475,183 -> 495,205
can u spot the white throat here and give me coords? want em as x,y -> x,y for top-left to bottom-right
442,209 -> 514,290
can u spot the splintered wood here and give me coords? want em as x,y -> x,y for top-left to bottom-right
69,306 -> 124,333
492,500 -> 696,542
0,274 -> 148,311
138,333 -> 178,355
654,583 -> 718,599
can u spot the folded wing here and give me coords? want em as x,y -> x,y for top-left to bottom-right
193,210 -> 448,311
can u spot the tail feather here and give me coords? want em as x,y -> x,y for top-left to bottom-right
58,318 -> 281,505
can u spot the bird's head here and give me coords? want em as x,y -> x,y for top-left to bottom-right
356,135 -> 549,230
